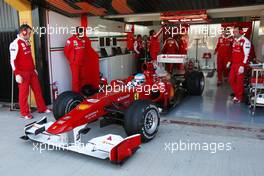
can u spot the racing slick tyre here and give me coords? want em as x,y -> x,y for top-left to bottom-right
186,71 -> 205,95
53,91 -> 84,120
81,84 -> 98,97
124,100 -> 160,142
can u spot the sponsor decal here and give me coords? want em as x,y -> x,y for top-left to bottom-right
117,94 -> 130,101
86,99 -> 100,103
57,120 -> 65,125
63,116 -> 71,120
73,40 -> 78,46
85,110 -> 98,119
107,136 -> 112,141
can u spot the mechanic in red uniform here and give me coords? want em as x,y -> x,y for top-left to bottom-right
178,34 -> 188,54
162,36 -> 179,73
64,27 -> 89,92
9,24 -> 50,119
149,27 -> 163,62
214,30 -> 234,86
228,26 -> 251,103
134,34 -> 144,73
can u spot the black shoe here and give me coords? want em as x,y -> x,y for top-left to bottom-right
230,93 -> 235,97
233,99 -> 241,104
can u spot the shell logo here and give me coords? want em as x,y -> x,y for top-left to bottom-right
78,104 -> 91,110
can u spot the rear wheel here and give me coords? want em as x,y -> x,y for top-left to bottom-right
124,100 -> 160,142
186,71 -> 205,95
52,91 -> 84,120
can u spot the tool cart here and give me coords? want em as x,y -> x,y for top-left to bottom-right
248,64 -> 264,115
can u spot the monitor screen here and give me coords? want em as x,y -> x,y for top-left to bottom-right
106,38 -> 111,46
99,38 -> 104,47
112,37 -> 117,46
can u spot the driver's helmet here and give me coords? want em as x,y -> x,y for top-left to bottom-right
133,73 -> 146,85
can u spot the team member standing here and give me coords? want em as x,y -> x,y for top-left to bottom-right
9,24 -> 50,119
134,34 -> 144,73
149,27 -> 163,62
162,36 -> 179,73
214,30 -> 234,86
178,34 -> 188,54
228,26 -> 251,103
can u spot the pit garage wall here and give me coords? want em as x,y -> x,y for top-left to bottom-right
46,10 -> 79,95
87,17 -> 151,82
47,11 -> 150,95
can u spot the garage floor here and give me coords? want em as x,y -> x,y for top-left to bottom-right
0,108 -> 264,176
167,72 -> 264,126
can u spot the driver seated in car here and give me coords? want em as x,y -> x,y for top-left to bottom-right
127,73 -> 146,88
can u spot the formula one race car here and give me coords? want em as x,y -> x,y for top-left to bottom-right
21,55 -> 204,164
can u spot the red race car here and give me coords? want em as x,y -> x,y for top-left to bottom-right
21,58 -> 204,164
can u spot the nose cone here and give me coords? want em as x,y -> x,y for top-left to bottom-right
46,119 -> 73,135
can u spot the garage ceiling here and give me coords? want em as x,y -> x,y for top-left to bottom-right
31,0 -> 264,17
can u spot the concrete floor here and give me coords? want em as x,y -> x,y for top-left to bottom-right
0,108 -> 264,176
1,74 -> 264,176
167,74 -> 264,126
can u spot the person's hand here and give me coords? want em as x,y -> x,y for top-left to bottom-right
226,62 -> 231,68
34,69 -> 38,75
15,75 -> 23,84
238,66 -> 244,74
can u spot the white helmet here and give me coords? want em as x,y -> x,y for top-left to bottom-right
134,73 -> 146,85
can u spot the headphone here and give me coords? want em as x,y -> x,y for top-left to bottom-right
238,27 -> 244,35
239,28 -> 244,35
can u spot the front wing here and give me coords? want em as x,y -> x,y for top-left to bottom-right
21,117 -> 141,163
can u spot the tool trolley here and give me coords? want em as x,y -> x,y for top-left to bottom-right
248,64 -> 264,115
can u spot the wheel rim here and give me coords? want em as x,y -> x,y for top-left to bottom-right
65,100 -> 82,114
144,109 -> 159,134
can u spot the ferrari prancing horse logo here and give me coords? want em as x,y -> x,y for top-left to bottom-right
134,93 -> 139,100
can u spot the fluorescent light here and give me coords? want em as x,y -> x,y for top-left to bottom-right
168,19 -> 179,22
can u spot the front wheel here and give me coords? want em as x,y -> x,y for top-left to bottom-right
124,100 -> 160,142
52,91 -> 84,120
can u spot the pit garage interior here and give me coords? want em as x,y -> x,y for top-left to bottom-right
1,0 -> 264,175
